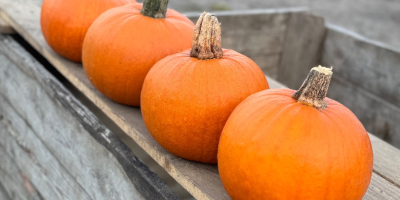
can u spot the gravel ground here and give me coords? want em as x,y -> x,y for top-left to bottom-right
162,0 -> 400,49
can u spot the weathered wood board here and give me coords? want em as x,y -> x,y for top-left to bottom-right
278,11 -> 325,89
0,35 -> 177,200
329,75 -> 400,145
365,173 -> 400,200
0,103 -> 92,200
0,145 -> 44,200
324,24 -> 400,107
369,134 -> 400,188
1,0 -> 400,199
0,183 -> 12,200
323,24 -> 400,148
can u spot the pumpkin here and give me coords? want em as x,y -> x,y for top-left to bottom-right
141,12 -> 269,164
218,66 -> 373,200
82,0 -> 194,106
40,0 -> 135,62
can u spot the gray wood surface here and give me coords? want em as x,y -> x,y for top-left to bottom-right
323,25 -> 400,148
329,75 -> 400,146
0,103 -> 90,200
369,134 -> 400,188
0,183 -> 12,200
0,145 -> 43,200
365,173 -> 400,200
0,14 -> 13,34
0,34 -> 177,200
278,11 -> 325,89
324,24 -> 400,109
1,0 -> 400,199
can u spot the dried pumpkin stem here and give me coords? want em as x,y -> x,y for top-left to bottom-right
190,12 -> 223,60
292,65 -> 333,110
141,0 -> 169,19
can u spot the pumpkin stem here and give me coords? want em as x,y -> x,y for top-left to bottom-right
141,0 -> 169,19
190,12 -> 223,60
292,65 -> 333,110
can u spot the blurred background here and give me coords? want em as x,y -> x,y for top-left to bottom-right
163,0 -> 400,48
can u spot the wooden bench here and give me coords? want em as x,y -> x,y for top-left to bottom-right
0,0 -> 400,199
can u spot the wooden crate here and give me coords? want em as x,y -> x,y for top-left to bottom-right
0,0 -> 400,199
322,24 -> 400,146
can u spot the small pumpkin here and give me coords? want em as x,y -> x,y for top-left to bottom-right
40,0 -> 135,62
218,66 -> 373,200
141,13 -> 269,164
82,0 -> 194,106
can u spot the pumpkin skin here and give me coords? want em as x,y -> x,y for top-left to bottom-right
40,0 -> 135,62
141,49 -> 269,164
82,4 -> 194,106
218,89 -> 373,200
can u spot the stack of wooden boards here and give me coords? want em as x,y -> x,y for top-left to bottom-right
0,0 -> 400,199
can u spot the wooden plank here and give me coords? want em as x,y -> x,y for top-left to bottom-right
253,55 -> 280,79
0,183 -> 12,200
1,0 -> 400,199
0,35 -> 177,200
278,11 -> 325,89
322,25 -> 400,148
369,134 -> 400,188
0,14 -> 14,34
328,75 -> 400,147
323,24 -> 400,107
0,110 -> 89,200
364,173 -> 400,200
0,146 -> 43,200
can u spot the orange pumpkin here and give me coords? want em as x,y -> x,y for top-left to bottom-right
141,13 -> 269,164
40,0 -> 135,62
82,0 -> 194,106
218,66 -> 373,200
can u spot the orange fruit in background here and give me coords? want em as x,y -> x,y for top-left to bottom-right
41,0 -> 135,62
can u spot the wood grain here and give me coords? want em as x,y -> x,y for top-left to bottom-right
323,24 -> 400,107
1,0 -> 400,199
322,25 -> 400,148
0,183 -> 12,200
0,34 -> 177,200
0,144 -> 43,200
364,173 -> 400,200
369,134 -> 400,188
328,75 -> 400,147
0,104 -> 91,200
278,11 -> 325,89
